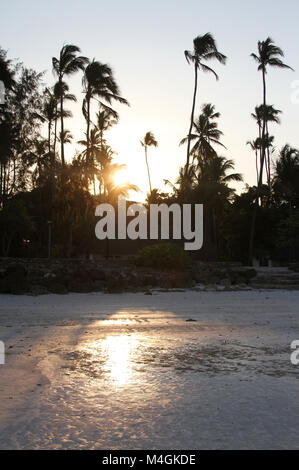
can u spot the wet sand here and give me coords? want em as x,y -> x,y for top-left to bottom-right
0,290 -> 298,449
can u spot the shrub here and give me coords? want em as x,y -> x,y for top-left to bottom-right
134,243 -> 191,270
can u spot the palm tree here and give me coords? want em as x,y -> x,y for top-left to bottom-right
140,132 -> 158,193
184,33 -> 226,174
58,129 -> 73,145
82,60 -> 128,169
195,156 -> 242,194
96,105 -> 119,148
195,156 -> 242,257
251,38 -> 292,190
52,81 -> 76,157
249,37 -> 293,263
0,48 -> 15,91
33,88 -> 60,208
180,103 -> 226,161
247,138 -> 261,184
78,127 -> 102,192
251,104 -> 281,186
34,88 -> 58,156
52,44 -> 88,167
273,145 -> 299,214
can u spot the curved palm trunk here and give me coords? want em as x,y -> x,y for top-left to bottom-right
185,62 -> 198,175
145,146 -> 152,193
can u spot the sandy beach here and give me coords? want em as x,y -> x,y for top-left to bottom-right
0,289 -> 298,449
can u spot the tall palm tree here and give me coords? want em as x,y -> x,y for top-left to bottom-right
251,38 -> 292,189
184,33 -> 226,174
35,88 -> 58,156
82,60 -> 128,168
33,88 -> 60,207
249,37 -> 293,264
140,131 -> 158,193
180,103 -> 226,161
52,44 -> 88,167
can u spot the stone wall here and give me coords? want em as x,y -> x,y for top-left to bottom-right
0,258 -> 257,295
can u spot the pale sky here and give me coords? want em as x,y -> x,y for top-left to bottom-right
2,0 -> 299,198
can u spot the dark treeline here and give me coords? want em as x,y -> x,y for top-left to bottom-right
0,36 -> 298,265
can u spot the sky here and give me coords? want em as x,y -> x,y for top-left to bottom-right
2,0 -> 299,199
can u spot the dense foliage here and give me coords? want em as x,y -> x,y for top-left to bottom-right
135,243 -> 191,270
0,37 -> 298,264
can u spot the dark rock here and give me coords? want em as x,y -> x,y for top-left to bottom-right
0,265 -> 29,294
106,277 -> 128,293
5,264 -> 27,277
87,269 -> 106,281
46,281 -> 68,294
219,278 -> 231,287
30,285 -> 49,296
144,290 -> 152,295
161,271 -> 191,289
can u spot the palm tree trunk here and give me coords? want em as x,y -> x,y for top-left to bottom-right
48,121 -> 52,155
145,146 -> 152,193
266,122 -> 271,191
60,79 -> 65,167
86,92 -> 90,165
258,68 -> 267,189
185,62 -> 198,175
255,150 -> 258,184
249,68 -> 267,264
53,104 -> 58,156
48,120 -> 56,219
86,91 -> 94,192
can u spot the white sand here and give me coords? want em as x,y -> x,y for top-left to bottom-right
0,289 -> 298,449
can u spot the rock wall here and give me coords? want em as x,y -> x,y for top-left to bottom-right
0,258 -> 257,295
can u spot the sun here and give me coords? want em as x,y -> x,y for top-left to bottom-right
113,167 -> 130,186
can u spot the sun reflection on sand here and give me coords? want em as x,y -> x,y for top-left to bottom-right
84,334 -> 141,387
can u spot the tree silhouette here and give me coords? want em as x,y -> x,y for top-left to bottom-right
82,60 -> 128,173
0,48 -> 15,91
52,45 -> 88,167
140,131 -> 158,193
249,37 -> 293,263
184,33 -> 226,175
180,103 -> 226,162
